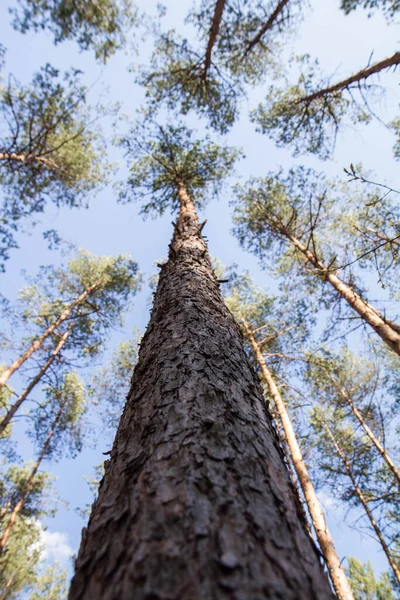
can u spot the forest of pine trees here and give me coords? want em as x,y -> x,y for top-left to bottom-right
0,0 -> 399,598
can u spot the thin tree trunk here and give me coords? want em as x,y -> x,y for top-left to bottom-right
324,424 -> 400,586
243,320 -> 354,600
0,283 -> 99,389
0,326 -> 72,437
294,52 -> 400,105
327,374 -> 400,486
69,184 -> 333,599
0,152 -> 59,169
0,409 -> 62,551
243,0 -> 291,58
203,0 -> 227,76
284,229 -> 400,355
0,574 -> 15,600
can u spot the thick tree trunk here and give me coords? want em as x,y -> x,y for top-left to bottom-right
327,374 -> 400,486
203,0 -> 227,76
294,52 -> 400,104
325,424 -> 400,586
69,184 -> 333,599
284,229 -> 400,355
243,321 -> 354,600
0,283 -> 98,389
243,0 -> 291,58
0,409 -> 61,551
0,326 -> 71,437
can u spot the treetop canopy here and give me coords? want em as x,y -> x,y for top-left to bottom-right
119,119 -> 239,216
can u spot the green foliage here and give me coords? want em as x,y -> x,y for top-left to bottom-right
0,368 -> 13,439
119,119 -> 239,216
138,33 -> 242,134
29,562 -> 68,600
0,517 -> 43,600
11,0 -> 138,62
223,269 -> 311,377
18,248 -> 142,359
33,371 -> 87,460
90,331 -> 140,431
0,64 -> 112,267
139,1 -> 293,132
347,557 -> 396,599
251,55 -> 371,159
391,118 -> 400,160
0,462 -> 55,521
340,0 -> 400,18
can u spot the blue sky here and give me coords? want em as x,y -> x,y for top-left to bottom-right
1,0 -> 399,588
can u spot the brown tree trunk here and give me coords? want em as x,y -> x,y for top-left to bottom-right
0,152 -> 59,170
0,325 -> 72,437
284,229 -> 400,355
243,0 -> 291,57
326,374 -> 400,486
0,409 -> 61,551
294,52 -> 400,105
324,424 -> 400,586
243,320 -> 354,600
0,575 -> 15,600
69,184 -> 333,599
0,283 -> 98,389
203,0 -> 227,76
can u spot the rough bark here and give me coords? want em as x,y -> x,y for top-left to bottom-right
0,283 -> 99,389
69,184 -> 333,599
0,326 -> 71,437
244,321 -> 354,600
325,424 -> 400,586
294,52 -> 400,105
243,0 -> 291,58
283,229 -> 400,356
0,409 -> 61,551
327,375 -> 400,486
203,0 -> 227,77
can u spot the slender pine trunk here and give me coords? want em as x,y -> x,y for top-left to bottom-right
0,326 -> 71,437
0,409 -> 61,551
0,283 -> 98,389
0,152 -> 58,169
203,0 -> 227,76
243,0 -> 291,57
327,375 -> 400,486
284,230 -> 400,355
69,183 -> 333,599
0,575 -> 15,600
243,320 -> 354,600
294,52 -> 400,104
324,424 -> 400,586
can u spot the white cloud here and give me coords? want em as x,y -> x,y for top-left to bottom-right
40,529 -> 74,562
32,520 -> 75,564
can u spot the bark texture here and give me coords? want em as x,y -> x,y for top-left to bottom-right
69,187 -> 333,599
243,321 -> 354,600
